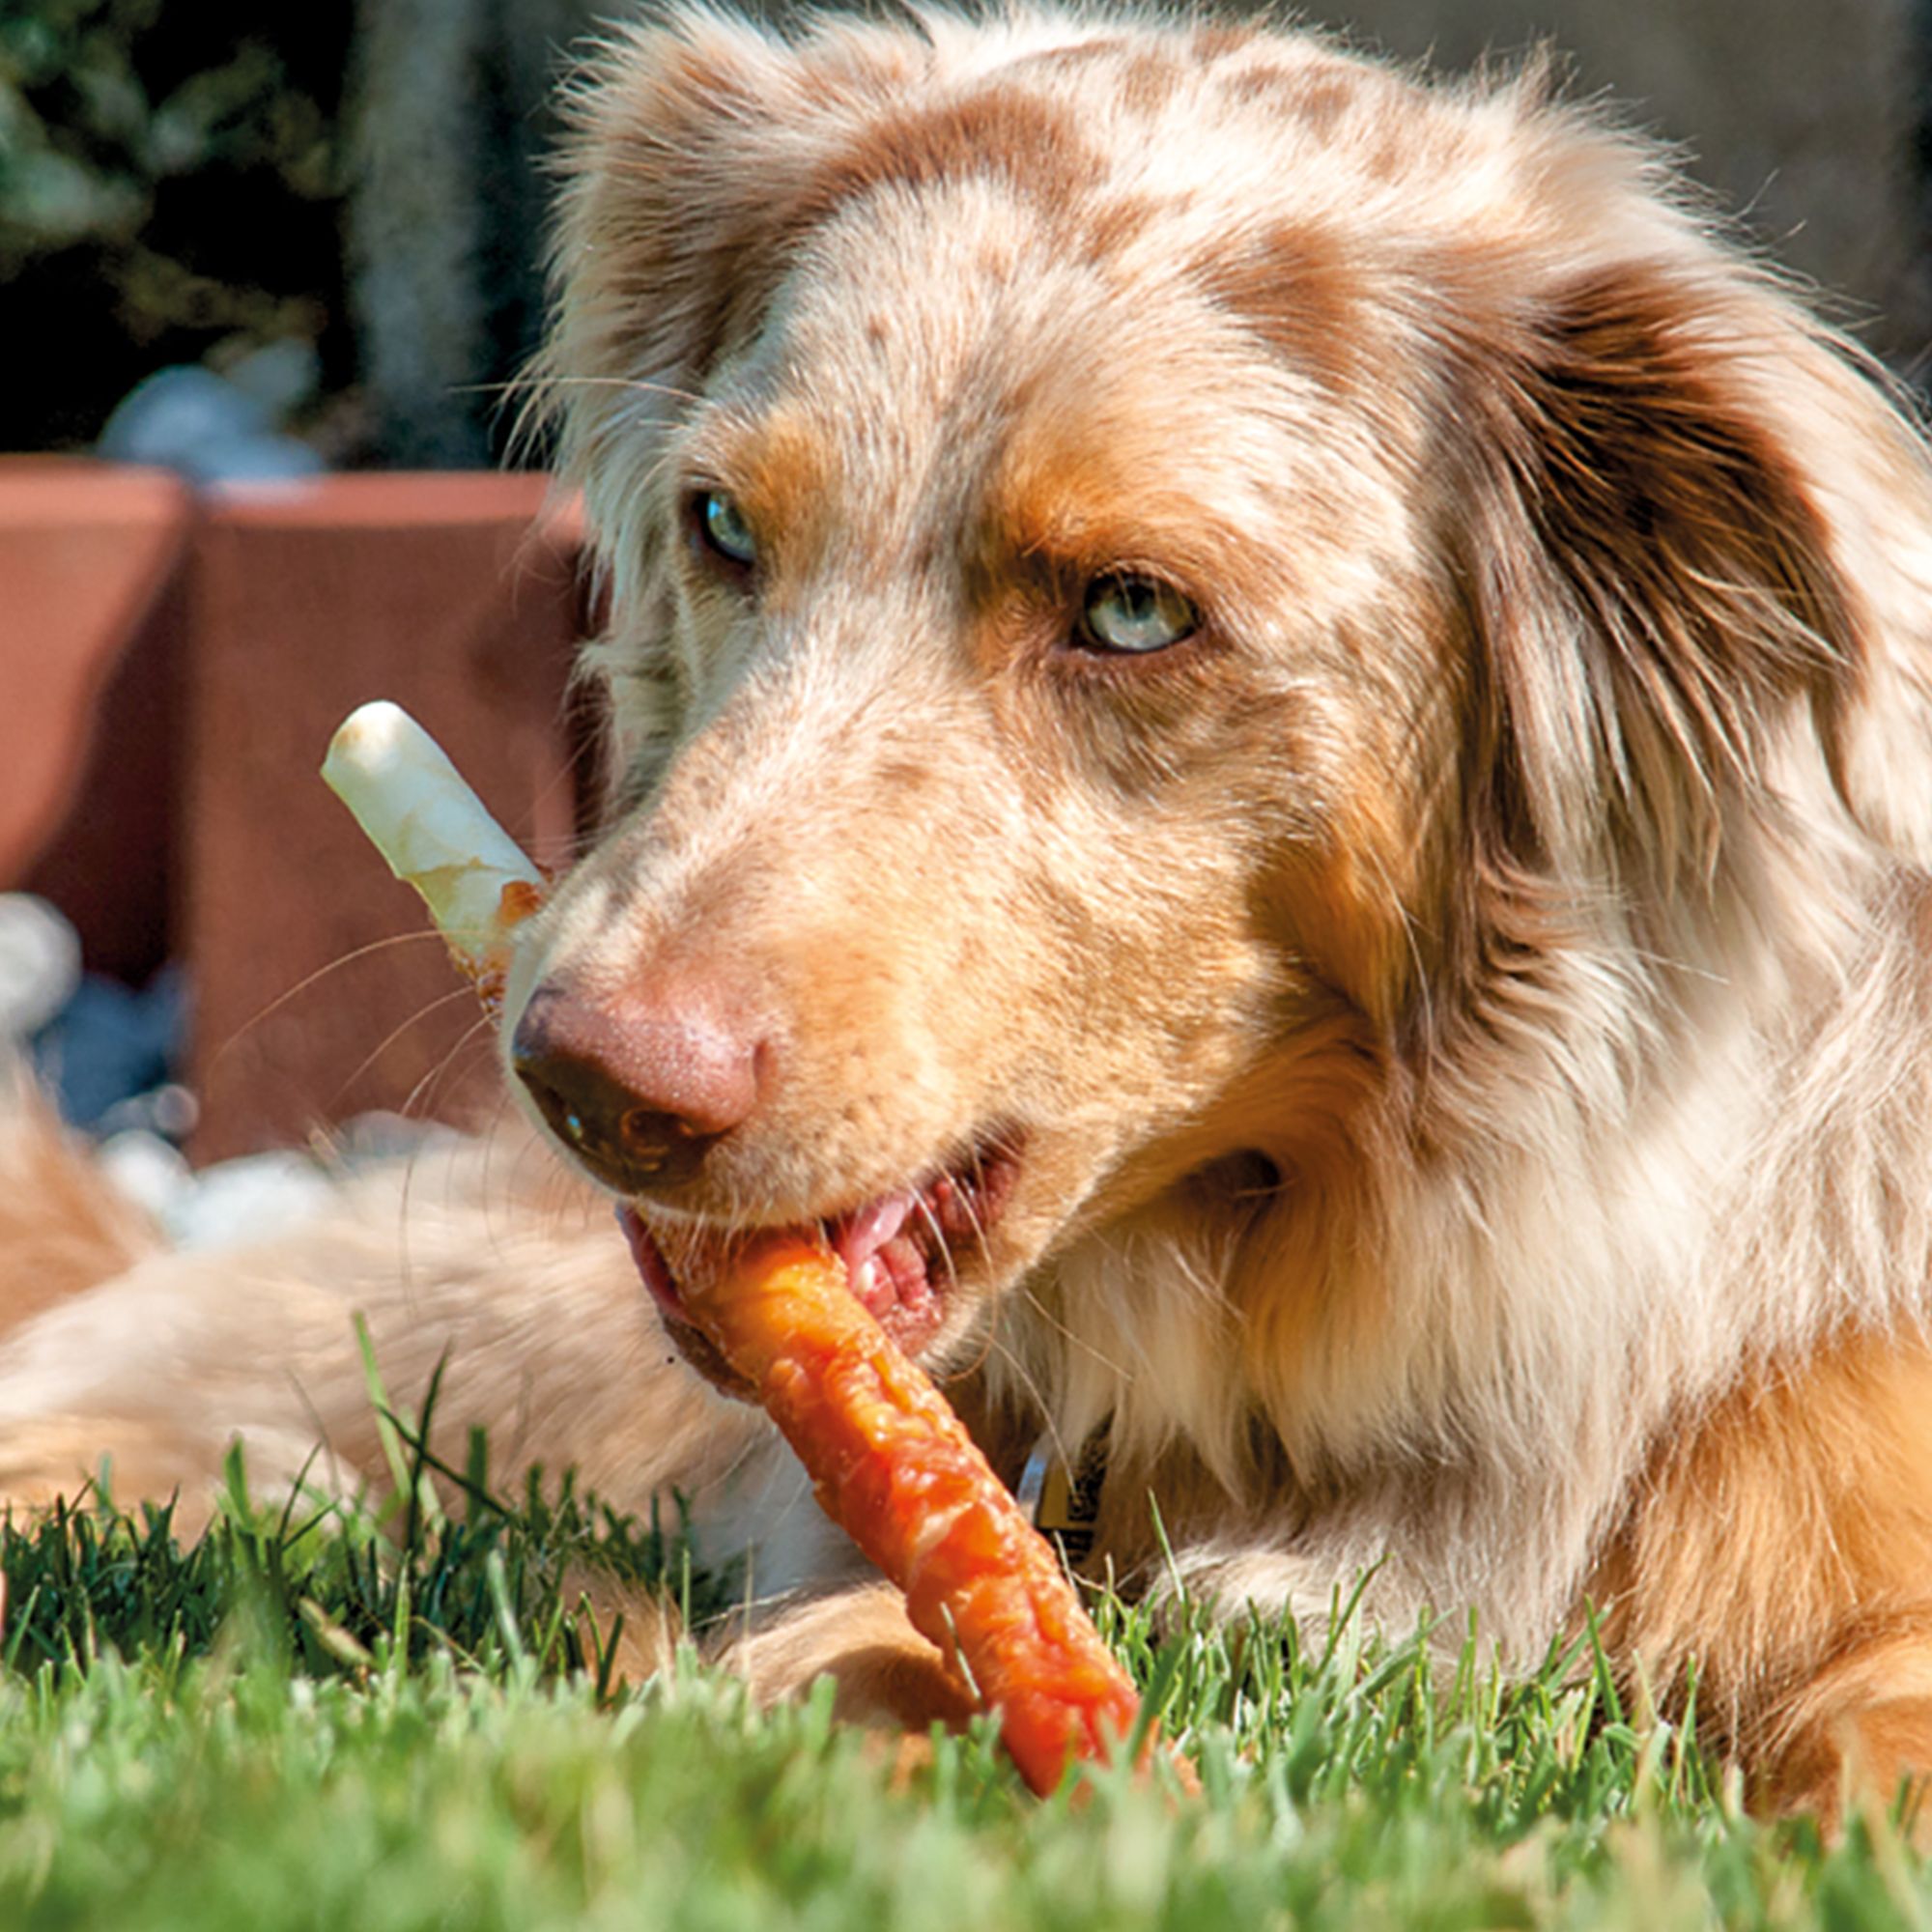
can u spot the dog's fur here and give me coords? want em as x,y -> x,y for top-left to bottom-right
10,5 -> 1932,1816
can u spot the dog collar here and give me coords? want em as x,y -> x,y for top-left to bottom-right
1016,1427 -> 1109,1568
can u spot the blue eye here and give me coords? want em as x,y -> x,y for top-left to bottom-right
695,490 -> 756,566
1079,575 -> 1199,653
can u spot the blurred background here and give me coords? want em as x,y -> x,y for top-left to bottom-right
2,0 -> 1929,1232
8,0 -> 1929,467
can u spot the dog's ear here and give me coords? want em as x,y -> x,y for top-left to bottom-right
533,17 -> 863,487
1456,259 -> 1932,888
527,14 -> 944,548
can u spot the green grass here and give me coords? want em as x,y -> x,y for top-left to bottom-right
0,1464 -> 1925,1931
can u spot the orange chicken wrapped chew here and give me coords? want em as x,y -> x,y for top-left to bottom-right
680,1227 -> 1151,1794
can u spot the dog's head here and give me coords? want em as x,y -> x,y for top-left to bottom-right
506,10 -> 1932,1435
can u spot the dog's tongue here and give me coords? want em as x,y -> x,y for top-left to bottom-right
617,1205 -> 689,1324
617,1190 -> 942,1354
831,1190 -> 922,1315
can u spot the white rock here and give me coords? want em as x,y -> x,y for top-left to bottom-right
0,895 -> 82,1041
168,1152 -> 336,1251
96,1129 -> 194,1229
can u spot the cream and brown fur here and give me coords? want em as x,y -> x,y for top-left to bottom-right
9,5 -> 1932,1817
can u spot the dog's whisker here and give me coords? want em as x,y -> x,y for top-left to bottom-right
494,372 -> 709,409
205,933 -> 452,1082
322,988 -> 489,1122
910,1189 -> 958,1291
402,1011 -> 498,1120
1014,1282 -> 1134,1381
979,1326 -> 1083,1483
385,1014 -> 501,1314
952,1150 -> 999,1271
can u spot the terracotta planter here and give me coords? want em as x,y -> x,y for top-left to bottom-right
0,458 -> 193,988
0,462 -> 591,1158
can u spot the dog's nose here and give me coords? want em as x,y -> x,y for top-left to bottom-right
511,980 -> 764,1187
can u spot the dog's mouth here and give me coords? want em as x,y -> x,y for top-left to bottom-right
617,1137 -> 1022,1397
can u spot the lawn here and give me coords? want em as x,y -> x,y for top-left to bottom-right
0,1454 -> 1921,1931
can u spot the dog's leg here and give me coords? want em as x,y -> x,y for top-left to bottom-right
1140,1496 -> 1533,1671
1591,1327 -> 1932,1829
719,1578 -> 978,1732
1749,1627 -> 1932,1829
1141,1329 -> 1932,1827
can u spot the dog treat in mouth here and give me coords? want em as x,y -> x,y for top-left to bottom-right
321,702 -> 1173,1796
322,700 -> 547,1012
671,1225 -> 1156,1796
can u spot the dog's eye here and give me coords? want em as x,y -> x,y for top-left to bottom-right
1078,575 -> 1199,654
694,490 -> 757,567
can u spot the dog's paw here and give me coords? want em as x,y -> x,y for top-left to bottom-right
720,1579 -> 979,1732
1143,1534 -> 1402,1662
559,1568 -> 687,1685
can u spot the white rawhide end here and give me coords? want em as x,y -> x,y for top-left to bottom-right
321,699 -> 544,972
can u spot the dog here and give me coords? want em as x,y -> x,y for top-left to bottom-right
8,3 -> 1932,1819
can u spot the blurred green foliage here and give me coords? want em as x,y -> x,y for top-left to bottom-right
1,0 -> 332,262
0,0 -> 354,449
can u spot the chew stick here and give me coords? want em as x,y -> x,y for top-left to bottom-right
322,701 -> 1177,1795
322,699 -> 545,1011
682,1228 -> 1151,1794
